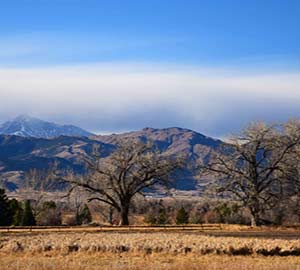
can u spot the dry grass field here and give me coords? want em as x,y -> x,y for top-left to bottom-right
1,230 -> 300,270
1,253 -> 300,270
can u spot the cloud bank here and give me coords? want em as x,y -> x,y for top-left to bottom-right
0,63 -> 299,137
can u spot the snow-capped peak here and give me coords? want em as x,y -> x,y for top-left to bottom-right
0,115 -> 93,138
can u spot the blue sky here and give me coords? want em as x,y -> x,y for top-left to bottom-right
1,0 -> 300,67
0,1 -> 299,137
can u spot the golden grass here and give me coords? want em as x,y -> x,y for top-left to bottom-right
1,253 -> 300,270
1,232 -> 300,255
1,231 -> 300,269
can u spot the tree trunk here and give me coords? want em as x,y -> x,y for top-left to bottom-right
249,199 -> 260,227
250,215 -> 257,227
119,206 -> 129,226
108,207 -> 114,225
250,211 -> 260,227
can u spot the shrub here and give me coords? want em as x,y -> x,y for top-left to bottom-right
77,204 -> 92,225
176,207 -> 189,224
36,201 -> 62,226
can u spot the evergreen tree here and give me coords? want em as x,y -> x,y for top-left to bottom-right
21,200 -> 36,226
8,199 -> 23,226
156,208 -> 168,225
0,189 -> 10,226
176,207 -> 189,224
78,204 -> 92,225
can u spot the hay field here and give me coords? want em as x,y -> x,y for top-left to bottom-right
1,231 -> 300,269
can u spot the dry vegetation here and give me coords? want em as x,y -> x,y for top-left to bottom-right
1,231 -> 300,270
1,253 -> 300,270
1,231 -> 300,256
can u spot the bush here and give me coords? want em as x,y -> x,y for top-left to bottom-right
214,203 -> 232,223
64,215 -> 77,226
144,207 -> 168,225
77,204 -> 92,225
144,212 -> 157,225
176,207 -> 189,224
36,201 -> 62,226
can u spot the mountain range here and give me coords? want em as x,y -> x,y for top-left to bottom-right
0,116 -> 224,192
0,115 -> 92,138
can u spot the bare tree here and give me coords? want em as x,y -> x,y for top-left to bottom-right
24,164 -> 63,191
68,188 -> 85,225
92,203 -> 116,225
279,120 -> 300,221
66,139 -> 184,225
202,122 -> 300,226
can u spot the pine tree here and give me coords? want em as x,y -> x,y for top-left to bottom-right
0,189 -> 10,226
21,200 -> 36,226
8,199 -> 23,226
157,208 -> 168,225
78,204 -> 92,225
176,207 -> 189,225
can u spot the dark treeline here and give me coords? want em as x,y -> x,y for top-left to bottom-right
0,188 -> 92,226
0,189 -> 35,226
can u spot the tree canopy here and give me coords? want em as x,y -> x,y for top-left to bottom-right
202,122 -> 300,226
66,139 -> 184,225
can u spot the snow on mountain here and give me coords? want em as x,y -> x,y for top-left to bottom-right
0,115 -> 93,138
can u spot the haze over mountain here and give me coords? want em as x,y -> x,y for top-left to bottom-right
0,115 -> 93,138
1,2 -> 299,140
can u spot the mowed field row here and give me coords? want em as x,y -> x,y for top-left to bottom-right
0,224 -> 222,233
1,225 -> 300,239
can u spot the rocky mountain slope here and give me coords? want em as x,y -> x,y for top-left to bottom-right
92,127 -> 223,190
0,124 -> 224,191
93,127 -> 222,159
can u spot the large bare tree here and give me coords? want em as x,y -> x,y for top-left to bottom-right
66,139 -> 184,225
202,122 -> 300,226
279,120 -> 300,219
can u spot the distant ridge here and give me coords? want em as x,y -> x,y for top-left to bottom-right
0,115 -> 93,138
93,126 -> 222,154
0,123 -> 225,191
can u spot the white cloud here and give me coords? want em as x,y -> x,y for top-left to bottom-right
0,63 -> 299,137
